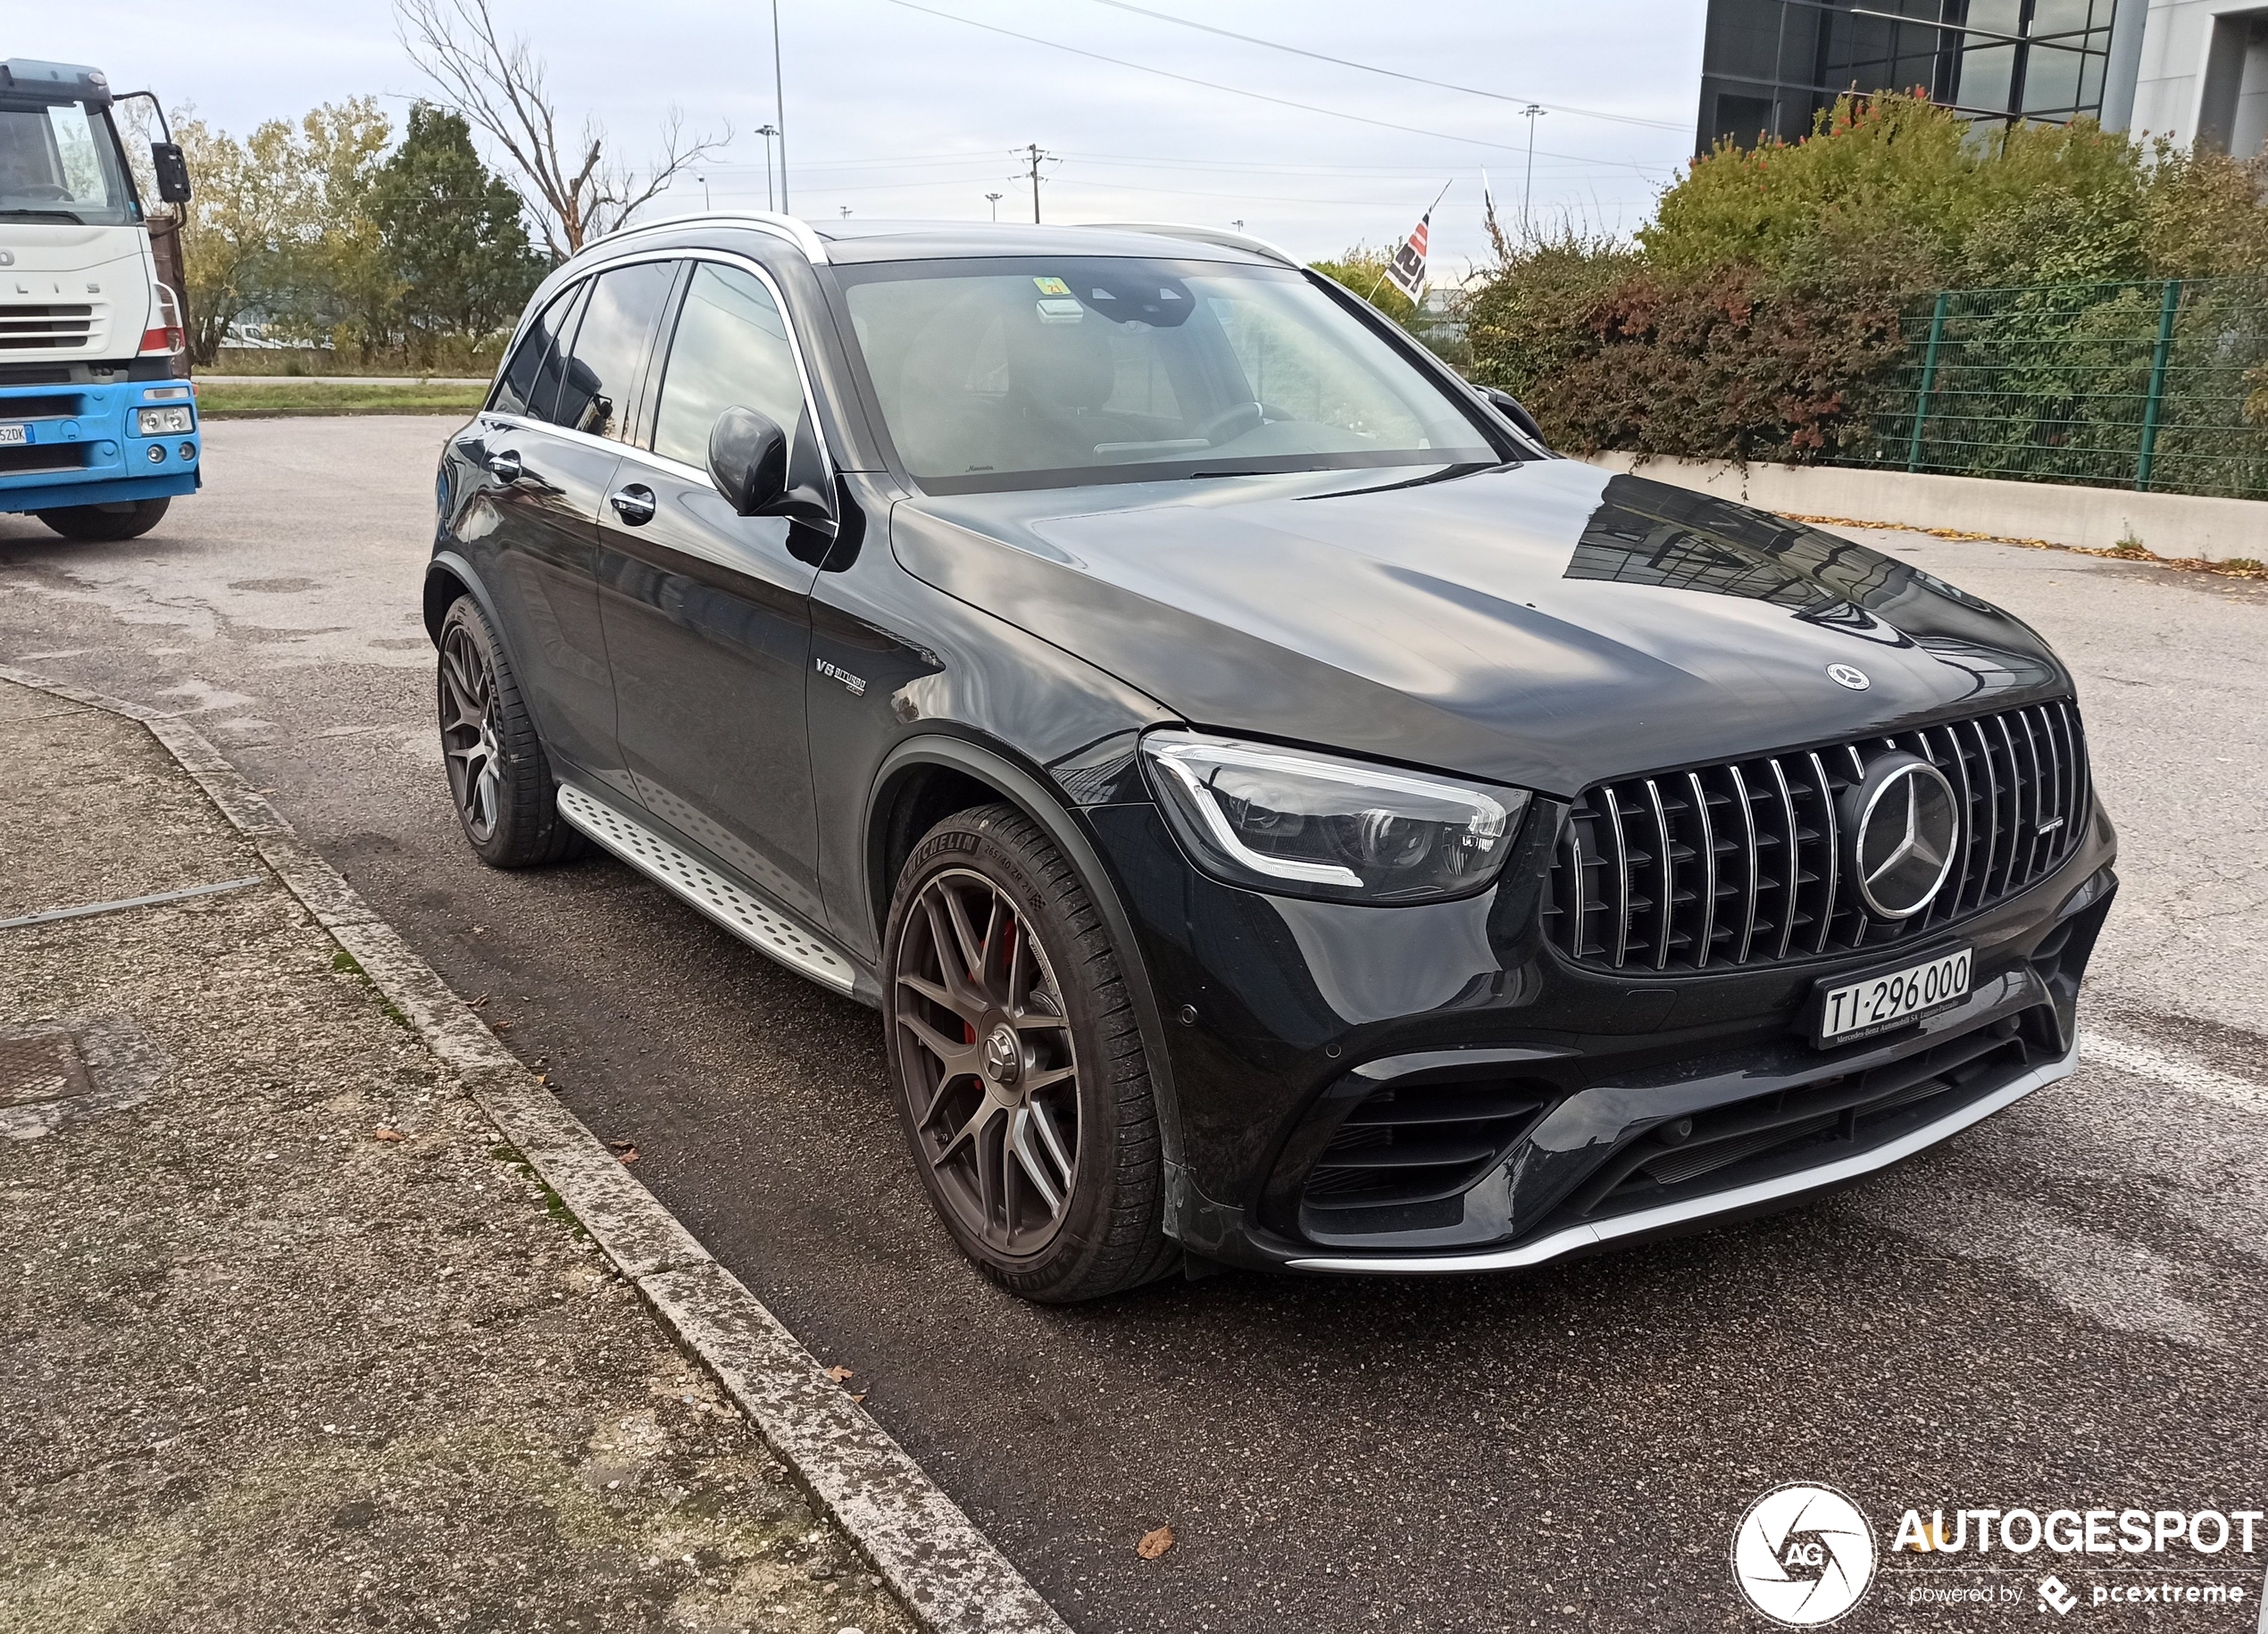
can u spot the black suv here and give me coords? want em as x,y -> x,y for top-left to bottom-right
426,215 -> 2114,1301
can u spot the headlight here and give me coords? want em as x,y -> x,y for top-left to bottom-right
138,405 -> 194,435
1139,729 -> 1528,904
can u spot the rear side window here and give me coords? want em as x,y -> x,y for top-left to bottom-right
651,263 -> 805,470
491,283 -> 585,423
554,261 -> 678,443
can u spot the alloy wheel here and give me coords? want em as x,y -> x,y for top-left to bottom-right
895,867 -> 1080,1257
438,622 -> 504,843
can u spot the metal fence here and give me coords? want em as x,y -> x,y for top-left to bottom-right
1853,275 -> 2268,501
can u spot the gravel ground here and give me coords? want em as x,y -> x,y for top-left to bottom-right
0,682 -> 912,1634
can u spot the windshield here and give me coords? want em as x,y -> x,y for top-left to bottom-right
838,257 -> 1497,493
0,98 -> 138,226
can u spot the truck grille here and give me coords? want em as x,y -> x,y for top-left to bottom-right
0,304 -> 96,351
1542,700 -> 2090,971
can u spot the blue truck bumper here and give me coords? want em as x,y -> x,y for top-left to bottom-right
0,377 -> 203,516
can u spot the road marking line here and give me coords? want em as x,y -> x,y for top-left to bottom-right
0,876 -> 264,930
2082,1030 -> 2267,1113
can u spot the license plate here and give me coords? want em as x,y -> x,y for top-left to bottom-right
0,424 -> 26,446
1816,947 -> 1972,1046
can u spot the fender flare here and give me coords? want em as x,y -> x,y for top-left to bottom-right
422,549 -> 507,646
867,733 -> 1185,1179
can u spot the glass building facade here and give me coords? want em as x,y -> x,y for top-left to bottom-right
1696,0 -> 2129,154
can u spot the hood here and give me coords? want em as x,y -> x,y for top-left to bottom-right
889,462 -> 2069,797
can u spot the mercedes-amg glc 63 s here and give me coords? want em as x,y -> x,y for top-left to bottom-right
424,215 -> 2115,1301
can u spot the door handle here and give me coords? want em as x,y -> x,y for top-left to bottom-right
608,484 -> 656,526
484,449 -> 522,482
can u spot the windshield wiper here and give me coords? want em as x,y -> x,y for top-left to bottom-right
0,208 -> 88,224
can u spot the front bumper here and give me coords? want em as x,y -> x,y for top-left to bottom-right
1083,791 -> 2117,1274
0,375 -> 202,514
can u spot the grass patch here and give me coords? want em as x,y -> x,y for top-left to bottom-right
198,381 -> 488,418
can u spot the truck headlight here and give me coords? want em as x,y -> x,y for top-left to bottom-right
1140,729 -> 1527,904
138,405 -> 194,435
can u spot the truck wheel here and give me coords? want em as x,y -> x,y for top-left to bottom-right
437,596 -> 589,868
38,498 -> 171,542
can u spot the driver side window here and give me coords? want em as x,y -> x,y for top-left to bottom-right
651,263 -> 805,471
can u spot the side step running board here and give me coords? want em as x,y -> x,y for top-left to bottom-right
555,782 -> 858,996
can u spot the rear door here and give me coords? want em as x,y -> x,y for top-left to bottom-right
453,259 -> 680,788
595,257 -> 832,926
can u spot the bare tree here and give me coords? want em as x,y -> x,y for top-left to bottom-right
396,0 -> 729,258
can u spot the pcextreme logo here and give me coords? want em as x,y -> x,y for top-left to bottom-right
1732,1483 -> 1879,1627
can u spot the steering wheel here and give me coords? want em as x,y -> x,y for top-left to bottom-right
1191,400 -> 1266,446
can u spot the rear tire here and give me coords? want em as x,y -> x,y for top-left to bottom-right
436,596 -> 590,869
38,497 -> 171,541
884,803 -> 1179,1303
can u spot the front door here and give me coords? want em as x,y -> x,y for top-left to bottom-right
596,259 -> 831,926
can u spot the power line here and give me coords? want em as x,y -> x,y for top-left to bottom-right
875,0 -> 1659,171
1077,0 -> 1689,132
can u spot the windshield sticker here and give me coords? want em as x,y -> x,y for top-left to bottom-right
1032,276 -> 1072,296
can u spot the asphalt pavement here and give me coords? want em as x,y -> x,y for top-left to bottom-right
4,418 -> 2264,1632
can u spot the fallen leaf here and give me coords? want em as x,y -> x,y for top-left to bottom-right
825,1366 -> 855,1383
491,1020 -> 513,1032
466,994 -> 489,1010
849,1393 -> 867,1405
371,1129 -> 404,1142
1137,1525 -> 1174,1560
608,1140 -> 638,1165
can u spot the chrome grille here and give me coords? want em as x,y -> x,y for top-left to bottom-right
1542,700 -> 2091,971
0,304 -> 95,351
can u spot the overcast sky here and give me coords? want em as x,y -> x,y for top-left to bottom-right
41,0 -> 1705,274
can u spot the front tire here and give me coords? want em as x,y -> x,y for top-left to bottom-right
436,596 -> 589,869
38,497 -> 171,541
884,804 -> 1178,1303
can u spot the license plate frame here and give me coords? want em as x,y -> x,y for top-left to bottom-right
1813,946 -> 1972,1048
0,424 -> 27,447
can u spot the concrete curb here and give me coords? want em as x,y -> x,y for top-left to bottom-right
0,663 -> 1073,1634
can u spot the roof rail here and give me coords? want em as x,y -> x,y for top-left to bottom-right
1082,221 -> 1302,270
587,210 -> 829,266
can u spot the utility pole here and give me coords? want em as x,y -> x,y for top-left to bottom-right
1520,104 -> 1545,239
771,0 -> 790,213
1230,218 -> 1245,231
756,124 -> 779,212
985,191 -> 1004,221
1019,143 -> 1056,224
839,205 -> 852,220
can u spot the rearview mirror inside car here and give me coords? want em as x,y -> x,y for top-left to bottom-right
150,142 -> 192,204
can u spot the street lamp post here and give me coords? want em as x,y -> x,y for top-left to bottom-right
1520,104 -> 1546,239
755,124 -> 779,213
985,191 -> 1004,221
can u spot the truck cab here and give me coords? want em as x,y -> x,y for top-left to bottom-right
1,57 -> 196,541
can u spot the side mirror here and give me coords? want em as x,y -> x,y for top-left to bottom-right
708,404 -> 837,530
708,405 -> 789,516
150,142 -> 192,205
1480,387 -> 1549,450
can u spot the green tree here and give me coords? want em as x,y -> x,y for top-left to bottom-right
367,103 -> 544,358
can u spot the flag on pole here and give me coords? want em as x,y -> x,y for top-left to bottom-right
1384,211 -> 1431,302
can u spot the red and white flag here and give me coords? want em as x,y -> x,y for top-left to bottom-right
1384,211 -> 1431,301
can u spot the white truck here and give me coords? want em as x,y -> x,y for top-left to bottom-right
1,57 -> 196,540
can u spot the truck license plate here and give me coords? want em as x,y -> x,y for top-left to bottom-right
0,424 -> 27,446
1816,947 -> 1972,1046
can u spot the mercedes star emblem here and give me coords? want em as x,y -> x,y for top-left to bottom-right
1840,753 -> 1961,920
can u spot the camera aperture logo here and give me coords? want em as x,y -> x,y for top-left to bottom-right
1732,1483 -> 1879,1627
